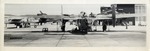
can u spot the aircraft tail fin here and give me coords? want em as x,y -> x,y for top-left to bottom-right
40,11 -> 43,14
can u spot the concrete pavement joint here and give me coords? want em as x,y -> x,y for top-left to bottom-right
83,34 -> 92,47
22,39 -> 38,47
109,37 -> 122,44
55,32 -> 65,47
22,35 -> 42,47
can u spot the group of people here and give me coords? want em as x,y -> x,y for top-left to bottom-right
61,11 -> 107,33
78,11 -> 95,18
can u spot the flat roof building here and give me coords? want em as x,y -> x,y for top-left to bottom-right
100,4 -> 146,26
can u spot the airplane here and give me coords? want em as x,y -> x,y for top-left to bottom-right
5,11 -> 61,28
23,11 -> 61,24
60,4 -> 146,32
5,16 -> 31,28
4,11 -> 48,28
60,13 -> 145,32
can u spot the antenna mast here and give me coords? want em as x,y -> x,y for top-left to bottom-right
61,5 -> 63,15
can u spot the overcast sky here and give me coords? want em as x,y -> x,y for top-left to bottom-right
5,4 -> 111,15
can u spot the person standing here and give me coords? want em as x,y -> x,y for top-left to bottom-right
77,12 -> 88,34
89,12 -> 95,18
61,19 -> 66,32
102,21 -> 107,32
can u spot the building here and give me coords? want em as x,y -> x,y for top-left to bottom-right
134,4 -> 146,26
100,4 -> 146,26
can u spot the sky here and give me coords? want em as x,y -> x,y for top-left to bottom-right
5,4 -> 111,15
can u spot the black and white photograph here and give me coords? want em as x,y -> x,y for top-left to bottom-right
4,4 -> 146,47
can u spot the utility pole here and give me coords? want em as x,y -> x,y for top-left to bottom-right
60,4 -> 63,31
57,5 -> 63,31
112,4 -> 116,27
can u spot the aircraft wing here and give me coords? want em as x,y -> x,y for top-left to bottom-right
21,15 -> 62,19
93,14 -> 112,20
116,13 -> 146,18
95,13 -> 146,19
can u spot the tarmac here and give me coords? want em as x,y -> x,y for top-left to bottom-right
4,23 -> 146,47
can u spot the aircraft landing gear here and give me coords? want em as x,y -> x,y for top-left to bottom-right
16,26 -> 19,28
34,25 -> 37,28
16,25 -> 22,28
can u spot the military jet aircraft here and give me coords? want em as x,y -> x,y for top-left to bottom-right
5,16 -> 31,28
